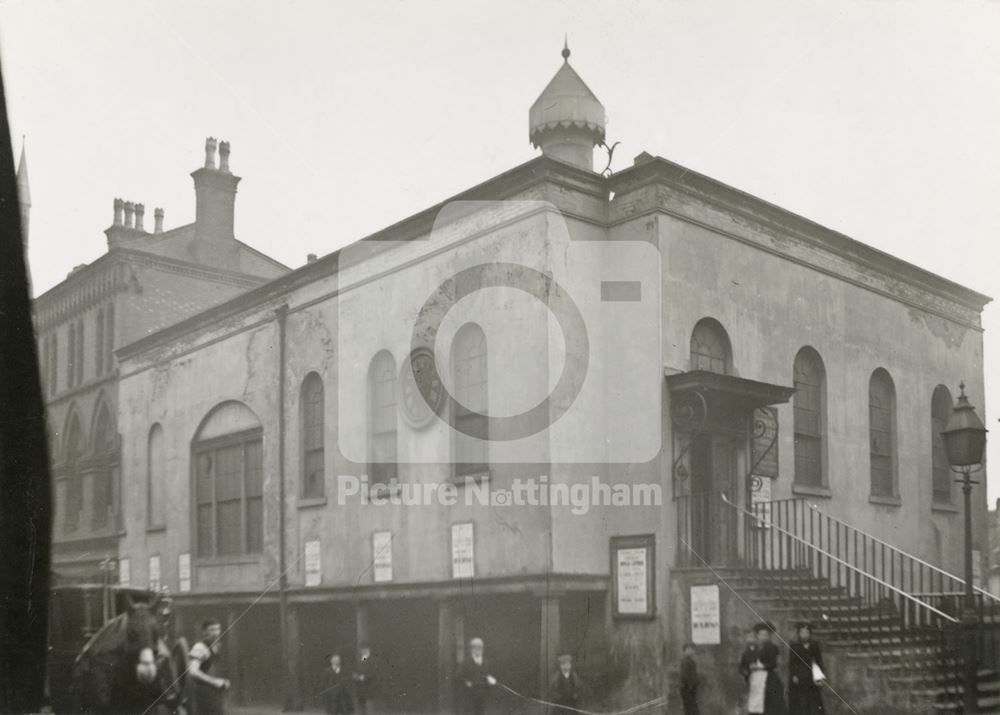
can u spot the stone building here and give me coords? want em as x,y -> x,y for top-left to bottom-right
113,48 -> 992,712
33,139 -> 288,584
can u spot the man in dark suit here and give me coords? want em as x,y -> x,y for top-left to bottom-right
456,637 -> 496,715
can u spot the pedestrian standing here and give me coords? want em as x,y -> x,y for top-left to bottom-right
324,653 -> 355,715
679,642 -> 701,715
351,644 -> 374,715
188,619 -> 230,715
456,637 -> 497,715
548,652 -> 583,715
738,622 -> 786,715
788,623 -> 826,714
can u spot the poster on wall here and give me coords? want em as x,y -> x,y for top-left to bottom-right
178,553 -> 191,593
690,584 -> 721,645
148,555 -> 161,592
451,522 -> 475,579
611,534 -> 656,619
751,476 -> 772,528
373,531 -> 393,583
305,540 -> 322,586
119,557 -> 130,587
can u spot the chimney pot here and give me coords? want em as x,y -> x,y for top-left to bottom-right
134,203 -> 145,231
123,201 -> 135,229
219,141 -> 231,173
113,198 -> 124,226
154,207 -> 164,233
307,253 -> 318,264
205,137 -> 218,169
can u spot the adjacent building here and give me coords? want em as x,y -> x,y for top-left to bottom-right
33,139 -> 288,584
111,48 -> 991,711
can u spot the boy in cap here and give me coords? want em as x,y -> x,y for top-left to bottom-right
548,652 -> 583,714
456,637 -> 496,715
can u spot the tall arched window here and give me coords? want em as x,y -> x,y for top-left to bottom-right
49,333 -> 58,395
793,347 -> 826,488
869,369 -> 898,498
148,424 -> 165,527
64,413 -> 83,532
690,318 -> 732,374
75,318 -> 85,385
301,373 -> 325,498
92,404 -> 114,527
452,324 -> 488,478
931,385 -> 953,505
104,303 -> 115,373
96,307 -> 105,376
67,323 -> 76,387
193,402 -> 263,557
368,352 -> 397,485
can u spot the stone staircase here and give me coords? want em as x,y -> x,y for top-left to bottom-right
720,567 -> 1000,714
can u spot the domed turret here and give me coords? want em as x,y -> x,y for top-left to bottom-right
529,41 -> 606,171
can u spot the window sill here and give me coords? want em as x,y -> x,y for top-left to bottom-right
792,484 -> 832,499
298,496 -> 327,509
146,525 -> 167,534
868,494 -> 902,507
195,555 -> 263,567
449,472 -> 491,487
931,501 -> 960,514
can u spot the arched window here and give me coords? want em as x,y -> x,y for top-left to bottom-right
104,303 -> 115,373
301,373 -> 325,498
49,333 -> 58,395
368,352 -> 397,485
452,324 -> 488,478
64,413 -> 83,531
92,404 -> 114,527
96,307 -> 105,376
869,369 -> 897,498
793,348 -> 826,488
75,318 -> 85,385
193,402 -> 263,557
148,424 -> 165,527
690,318 -> 732,374
67,323 -> 76,387
931,385 -> 953,504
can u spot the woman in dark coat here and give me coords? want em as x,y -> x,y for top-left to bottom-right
323,653 -> 355,715
788,623 -> 826,714
738,622 -> 787,715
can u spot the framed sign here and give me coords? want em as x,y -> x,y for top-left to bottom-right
751,475 -> 772,528
373,531 -> 393,583
178,553 -> 192,593
149,555 -> 161,592
305,540 -> 322,586
451,522 -> 475,579
611,535 -> 655,619
690,584 -> 721,645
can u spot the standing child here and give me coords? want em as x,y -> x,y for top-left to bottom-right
548,652 -> 583,715
679,642 -> 701,715
323,653 -> 355,715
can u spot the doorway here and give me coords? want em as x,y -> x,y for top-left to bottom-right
687,433 -> 738,566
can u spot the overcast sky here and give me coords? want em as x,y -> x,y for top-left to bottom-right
2,0 -> 998,500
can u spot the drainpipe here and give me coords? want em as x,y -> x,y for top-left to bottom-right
274,304 -> 293,710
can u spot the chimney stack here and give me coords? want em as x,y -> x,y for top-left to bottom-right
307,253 -> 318,264
191,136 -> 241,264
134,203 -> 145,232
154,208 -> 164,233
123,201 -> 135,229
113,198 -> 124,226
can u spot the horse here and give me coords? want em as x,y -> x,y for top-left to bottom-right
69,595 -> 187,714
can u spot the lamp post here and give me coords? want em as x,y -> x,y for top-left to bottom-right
941,382 -> 988,714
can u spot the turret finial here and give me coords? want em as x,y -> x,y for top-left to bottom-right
562,35 -> 570,61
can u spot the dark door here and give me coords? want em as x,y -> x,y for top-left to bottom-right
688,433 -> 737,566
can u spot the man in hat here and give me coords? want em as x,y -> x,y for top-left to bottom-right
548,652 -> 583,714
351,644 -> 375,715
456,637 -> 496,715
738,622 -> 786,715
788,622 -> 825,714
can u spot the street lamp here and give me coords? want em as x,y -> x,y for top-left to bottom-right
941,382 -> 988,714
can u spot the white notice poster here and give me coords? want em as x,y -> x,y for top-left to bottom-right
149,555 -> 161,592
451,523 -> 474,579
373,531 -> 393,583
616,547 -> 648,615
305,540 -> 322,586
751,477 -> 772,528
179,553 -> 191,593
119,557 -> 130,587
690,584 -> 721,645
